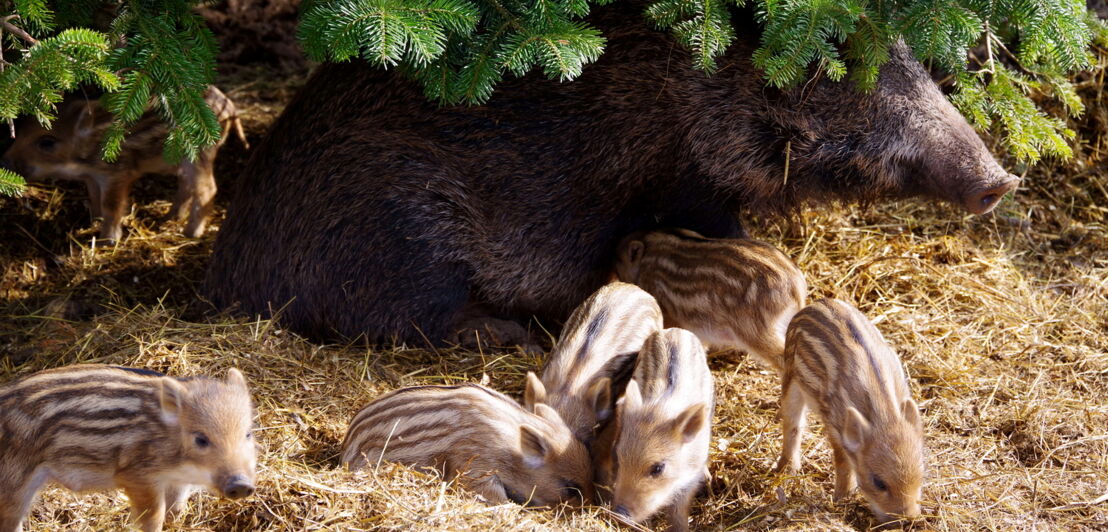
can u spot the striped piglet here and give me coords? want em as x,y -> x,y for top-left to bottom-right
777,299 -> 924,523
341,383 -> 594,506
523,282 -> 663,488
0,365 -> 256,532
615,228 -> 807,373
609,328 -> 714,532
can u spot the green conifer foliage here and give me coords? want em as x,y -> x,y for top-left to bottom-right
1,0 -> 218,196
0,0 -> 1102,198
299,0 -> 1101,165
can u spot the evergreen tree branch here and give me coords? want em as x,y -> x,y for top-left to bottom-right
0,167 -> 26,197
2,15 -> 38,44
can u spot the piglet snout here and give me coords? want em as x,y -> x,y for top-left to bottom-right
222,475 -> 255,499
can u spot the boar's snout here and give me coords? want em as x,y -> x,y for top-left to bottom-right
963,174 -> 1019,215
222,475 -> 255,499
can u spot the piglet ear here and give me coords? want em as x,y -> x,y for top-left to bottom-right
672,403 -> 708,444
622,380 -> 643,411
72,100 -> 110,137
520,425 -> 550,468
532,403 -> 563,425
627,240 -> 645,264
902,398 -> 923,433
587,377 -> 613,424
159,377 -> 189,425
226,368 -> 248,390
841,407 -> 872,455
524,372 -> 546,410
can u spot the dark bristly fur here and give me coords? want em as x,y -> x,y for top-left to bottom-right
610,328 -> 714,532
615,228 -> 807,373
341,384 -> 594,507
1,87 -> 246,241
0,364 -> 256,532
204,1 -> 1017,345
778,299 -> 924,524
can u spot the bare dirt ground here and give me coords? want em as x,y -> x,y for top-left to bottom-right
1,20 -> 1105,532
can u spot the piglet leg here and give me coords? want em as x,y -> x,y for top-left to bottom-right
84,178 -> 103,219
467,473 -> 510,505
121,483 -> 166,532
180,150 -> 217,238
170,170 -> 194,221
665,488 -> 695,532
775,377 -> 808,474
0,460 -> 45,532
830,439 -> 856,502
775,376 -> 808,502
98,174 -> 137,242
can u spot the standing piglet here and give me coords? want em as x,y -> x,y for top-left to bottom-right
0,364 -> 256,532
615,228 -> 807,373
0,86 -> 246,241
777,298 -> 924,524
523,281 -> 662,442
610,328 -> 714,532
522,281 -> 663,489
341,383 -> 594,507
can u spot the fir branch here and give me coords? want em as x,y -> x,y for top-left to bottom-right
2,14 -> 39,44
0,167 -> 26,197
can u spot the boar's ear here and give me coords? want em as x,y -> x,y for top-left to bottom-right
519,425 -> 550,468
159,377 -> 190,425
672,403 -> 708,444
226,368 -> 248,391
842,407 -> 872,455
621,380 -> 643,411
902,398 -> 923,434
523,372 -> 546,410
587,378 -> 613,424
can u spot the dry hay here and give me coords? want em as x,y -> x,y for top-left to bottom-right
1,59 -> 1107,532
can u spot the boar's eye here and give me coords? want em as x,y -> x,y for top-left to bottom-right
36,136 -> 58,153
648,462 -> 665,478
872,474 -> 888,492
194,432 -> 211,449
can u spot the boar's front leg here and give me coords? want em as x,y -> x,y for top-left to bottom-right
120,482 -> 166,532
450,302 -> 541,353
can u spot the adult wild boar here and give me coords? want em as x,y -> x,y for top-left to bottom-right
205,4 -> 1018,345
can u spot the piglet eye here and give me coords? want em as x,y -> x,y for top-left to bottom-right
194,432 -> 211,448
648,462 -> 665,477
246,431 -> 253,440
872,474 -> 888,492
36,136 -> 58,152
